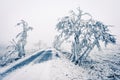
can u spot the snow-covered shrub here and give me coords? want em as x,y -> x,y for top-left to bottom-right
54,8 -> 116,65
0,20 -> 33,66
0,39 -> 19,66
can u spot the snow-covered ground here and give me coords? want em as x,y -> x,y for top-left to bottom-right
0,44 -> 120,80
0,55 -> 88,80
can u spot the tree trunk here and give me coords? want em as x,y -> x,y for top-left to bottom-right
76,39 -> 98,65
18,43 -> 25,58
70,31 -> 80,62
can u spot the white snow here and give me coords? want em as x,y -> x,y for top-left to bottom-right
2,58 -> 88,80
0,44 -> 120,80
3,61 -> 51,80
0,49 -> 44,73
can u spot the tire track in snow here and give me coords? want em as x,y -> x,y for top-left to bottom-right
34,50 -> 52,64
0,50 -> 45,77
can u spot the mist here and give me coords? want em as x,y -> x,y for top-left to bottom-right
0,0 -> 120,49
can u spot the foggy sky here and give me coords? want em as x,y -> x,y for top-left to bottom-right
0,0 -> 120,48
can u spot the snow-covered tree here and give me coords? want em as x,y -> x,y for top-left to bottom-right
54,8 -> 116,65
16,20 -> 33,58
0,20 -> 33,66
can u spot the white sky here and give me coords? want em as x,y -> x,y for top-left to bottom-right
0,0 -> 120,48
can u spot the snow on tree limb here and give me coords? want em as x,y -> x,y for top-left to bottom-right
54,8 -> 116,65
0,20 -> 33,66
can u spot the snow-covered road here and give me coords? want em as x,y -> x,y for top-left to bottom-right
0,50 -> 55,80
3,60 -> 52,80
0,46 -> 120,80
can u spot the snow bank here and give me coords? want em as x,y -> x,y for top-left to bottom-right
1,46 -> 120,80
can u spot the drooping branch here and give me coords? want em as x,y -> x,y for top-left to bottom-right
54,8 -> 116,65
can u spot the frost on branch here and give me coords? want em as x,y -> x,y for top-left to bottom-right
54,8 -> 116,65
16,20 -> 33,58
0,20 -> 33,66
